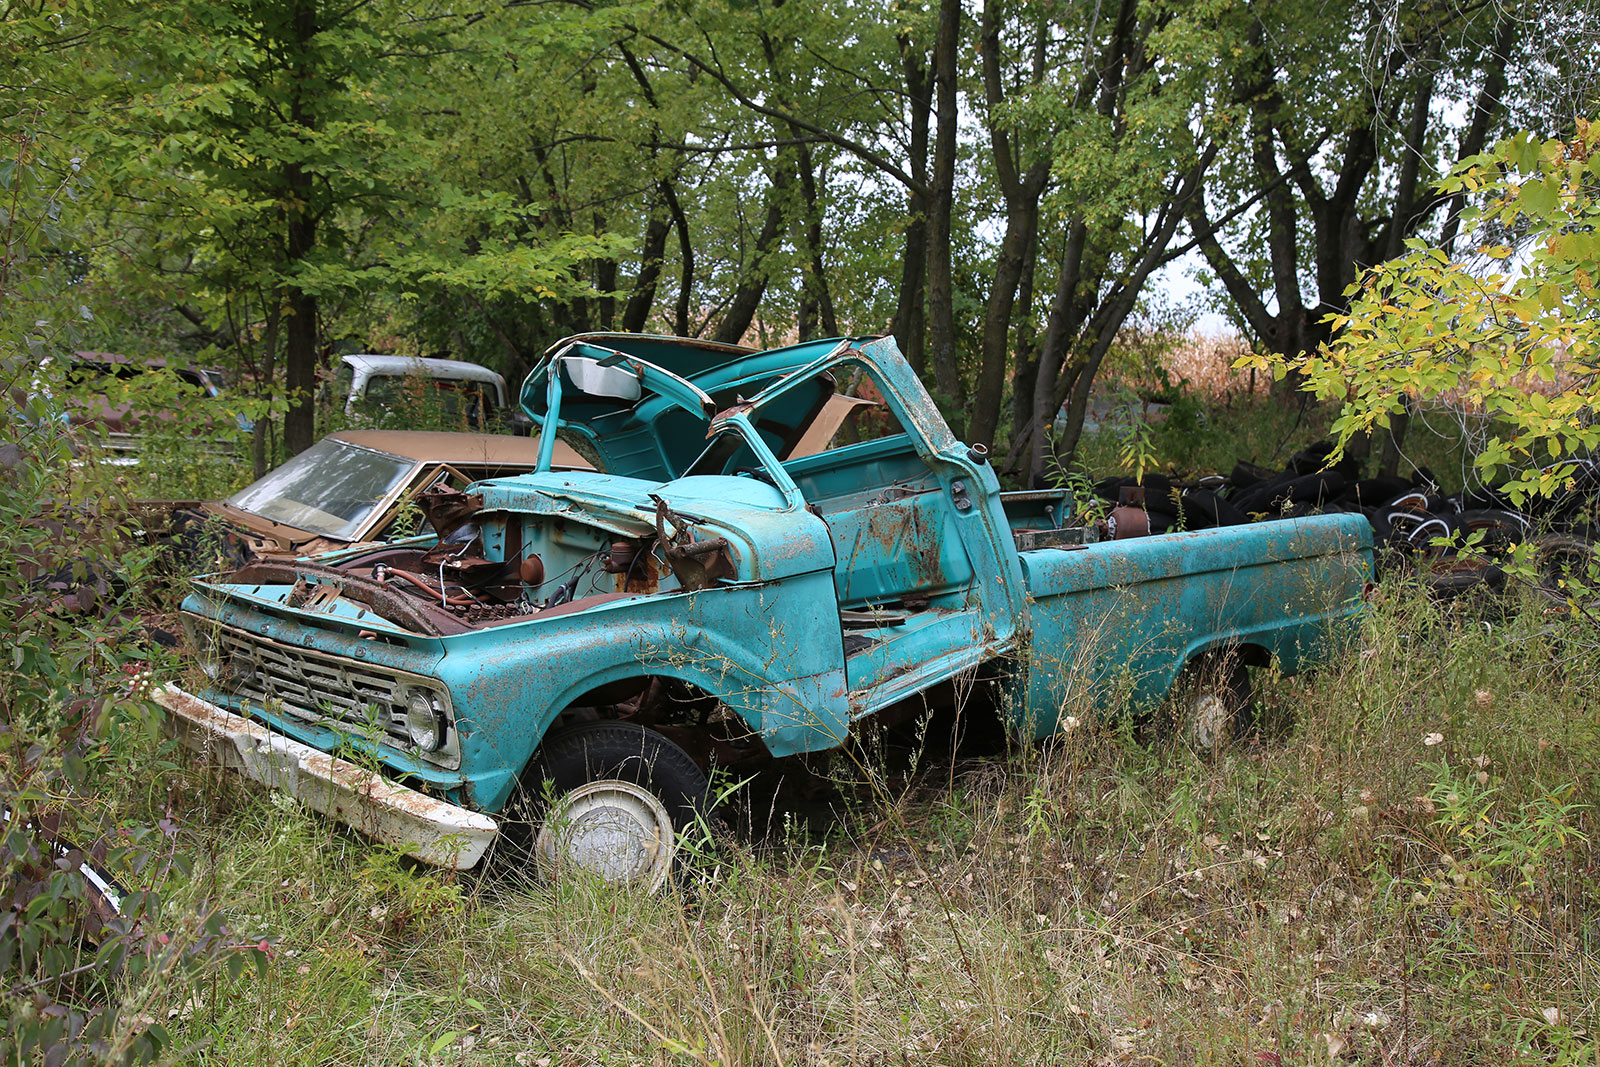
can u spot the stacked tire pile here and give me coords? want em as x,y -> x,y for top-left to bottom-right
1090,442 -> 1599,605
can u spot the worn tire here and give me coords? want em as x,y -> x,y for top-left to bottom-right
1532,534 -> 1598,606
1,806 -> 130,941
516,721 -> 709,891
1164,653 -> 1254,754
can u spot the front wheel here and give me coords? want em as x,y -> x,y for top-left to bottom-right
522,721 -> 709,892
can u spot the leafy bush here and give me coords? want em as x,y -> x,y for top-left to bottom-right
0,398 -> 267,1064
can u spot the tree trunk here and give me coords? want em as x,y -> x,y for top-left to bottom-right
1021,0 -> 1139,482
925,0 -> 963,428
623,189 -> 674,332
970,199 -> 1039,446
1051,176 -> 1204,468
893,34 -> 933,374
1053,280 -> 1145,464
713,166 -> 788,345
616,44 -> 676,334
1027,144 -> 1211,480
282,268 -> 317,456
795,144 -> 838,340
1025,220 -> 1089,483
251,302 -> 281,478
1379,52 -> 1440,262
895,208 -> 930,372
1440,15 -> 1517,253
281,0 -> 319,458
1009,224 -> 1040,446
970,0 -> 1050,448
666,183 -> 694,336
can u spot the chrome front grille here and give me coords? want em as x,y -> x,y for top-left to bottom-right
201,621 -> 458,769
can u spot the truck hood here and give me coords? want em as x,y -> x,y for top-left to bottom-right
471,469 -> 836,584
518,334 -> 862,481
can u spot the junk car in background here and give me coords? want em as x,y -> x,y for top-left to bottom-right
331,354 -> 527,434
138,429 -> 590,569
57,351 -> 242,462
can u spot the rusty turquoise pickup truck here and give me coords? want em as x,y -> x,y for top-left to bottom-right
157,334 -> 1371,888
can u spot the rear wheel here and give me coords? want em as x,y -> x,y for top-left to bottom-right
1166,653 -> 1253,753
520,721 -> 709,892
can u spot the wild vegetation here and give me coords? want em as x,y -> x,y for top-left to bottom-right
9,0 -> 1597,475
146,584 -> 1593,1065
6,348 -> 1596,1063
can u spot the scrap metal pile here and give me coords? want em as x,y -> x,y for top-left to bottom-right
1086,441 -> 1600,604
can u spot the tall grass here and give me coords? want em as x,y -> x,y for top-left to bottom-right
141,581 -> 1599,1065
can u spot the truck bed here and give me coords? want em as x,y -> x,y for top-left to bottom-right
1013,513 -> 1373,737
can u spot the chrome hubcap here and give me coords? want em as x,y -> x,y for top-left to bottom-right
535,780 -> 675,891
1187,692 -> 1232,751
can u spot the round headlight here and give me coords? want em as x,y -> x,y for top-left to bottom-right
403,689 -> 446,751
190,627 -> 221,681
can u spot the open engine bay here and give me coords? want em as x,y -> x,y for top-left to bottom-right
226,482 -> 739,637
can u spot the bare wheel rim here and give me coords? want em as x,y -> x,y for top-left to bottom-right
534,780 -> 676,891
1186,692 -> 1232,752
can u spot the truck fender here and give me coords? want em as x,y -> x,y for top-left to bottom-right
472,660 -> 847,814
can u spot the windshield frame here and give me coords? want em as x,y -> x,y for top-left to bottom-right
225,437 -> 419,542
532,346 -> 718,472
681,412 -> 803,508
727,345 -> 955,462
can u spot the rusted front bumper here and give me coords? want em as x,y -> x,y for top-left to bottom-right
154,686 -> 497,869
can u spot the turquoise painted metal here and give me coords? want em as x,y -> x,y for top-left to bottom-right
171,332 -> 1373,850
